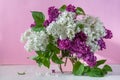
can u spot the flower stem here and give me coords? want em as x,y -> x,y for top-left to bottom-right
59,64 -> 64,73
64,58 -> 67,66
69,58 -> 74,66
69,57 -> 77,66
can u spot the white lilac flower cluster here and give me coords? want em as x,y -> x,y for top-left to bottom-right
79,16 -> 106,52
21,29 -> 49,52
46,11 -> 77,40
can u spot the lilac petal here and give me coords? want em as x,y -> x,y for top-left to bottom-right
48,6 -> 59,22
57,38 -> 71,50
66,4 -> 76,12
43,20 -> 49,27
30,23 -> 36,28
83,53 -> 97,67
104,29 -> 113,39
98,38 -> 106,50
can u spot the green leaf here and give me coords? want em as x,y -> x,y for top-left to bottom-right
102,68 -> 108,75
32,55 -> 39,60
48,35 -> 55,43
31,11 -> 45,26
84,66 -> 90,73
32,26 -> 45,32
32,55 -> 43,67
103,65 -> 112,72
46,43 -> 60,54
36,51 -> 44,54
34,52 -> 51,68
76,7 -> 85,15
44,52 -> 52,59
101,64 -> 112,75
77,24 -> 84,29
95,60 -> 106,67
52,54 -> 64,64
59,5 -> 66,12
42,58 -> 50,68
36,51 -> 46,58
72,61 -> 84,75
87,68 -> 104,77
36,49 -> 52,59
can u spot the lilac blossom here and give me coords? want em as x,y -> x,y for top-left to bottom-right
66,4 -> 76,12
83,53 -> 97,67
98,38 -> 106,50
43,20 -> 49,27
74,31 -> 87,42
48,6 -> 59,22
68,31 -> 96,66
30,22 -> 36,28
69,31 -> 88,55
69,38 -> 88,55
57,38 -> 71,50
104,29 -> 113,39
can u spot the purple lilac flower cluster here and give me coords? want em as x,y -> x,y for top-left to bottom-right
57,28 -> 113,67
104,29 -> 113,39
98,29 -> 113,50
66,4 -> 76,12
57,31 -> 97,67
43,6 -> 59,27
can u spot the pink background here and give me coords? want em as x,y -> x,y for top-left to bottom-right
0,0 -> 120,65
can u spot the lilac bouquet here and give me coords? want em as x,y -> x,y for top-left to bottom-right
21,4 -> 113,77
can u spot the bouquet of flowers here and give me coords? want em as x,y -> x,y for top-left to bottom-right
21,4 -> 113,77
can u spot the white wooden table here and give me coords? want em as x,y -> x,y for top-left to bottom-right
0,65 -> 120,80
